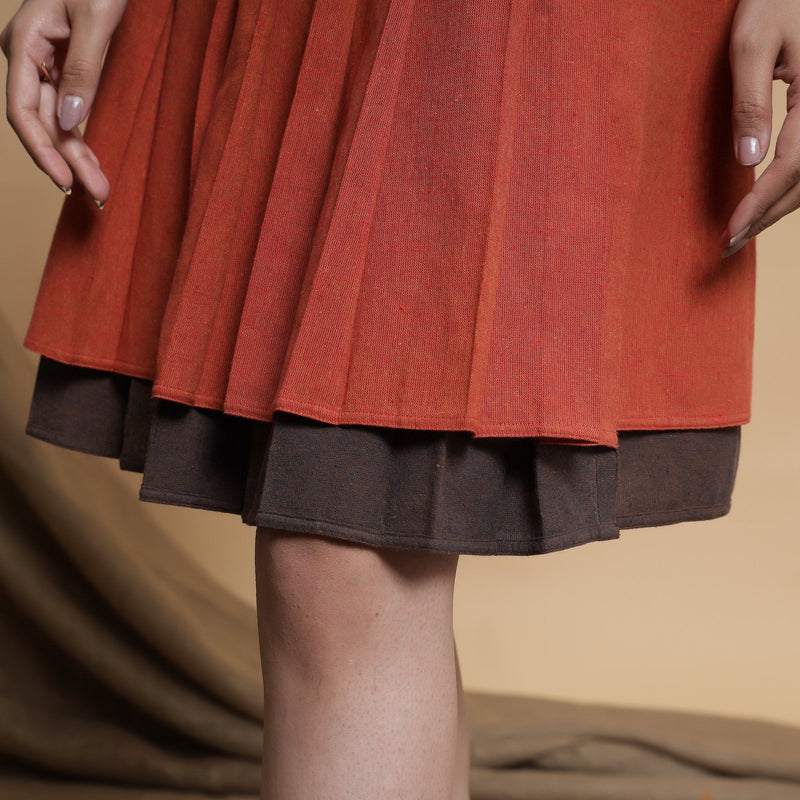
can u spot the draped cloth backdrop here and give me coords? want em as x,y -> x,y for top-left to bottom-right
3,314 -> 800,799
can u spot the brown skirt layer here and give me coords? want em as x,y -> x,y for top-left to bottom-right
25,357 -> 741,556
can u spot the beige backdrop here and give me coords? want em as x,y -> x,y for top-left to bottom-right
2,1 -> 799,728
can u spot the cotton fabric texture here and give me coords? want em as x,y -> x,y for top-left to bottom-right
24,0 -> 756,447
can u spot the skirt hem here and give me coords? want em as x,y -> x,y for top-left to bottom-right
24,356 -> 743,558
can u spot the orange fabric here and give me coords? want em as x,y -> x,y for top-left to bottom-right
25,0 -> 756,447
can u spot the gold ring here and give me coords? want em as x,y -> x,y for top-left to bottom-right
38,61 -> 54,85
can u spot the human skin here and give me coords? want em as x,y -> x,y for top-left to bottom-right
3,0 -> 800,253
725,0 -> 800,255
254,530 -> 469,799
1,0 -> 126,203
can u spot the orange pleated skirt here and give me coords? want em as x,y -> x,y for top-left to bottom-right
25,0 -> 756,447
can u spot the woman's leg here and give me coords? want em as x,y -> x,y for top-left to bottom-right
454,645 -> 471,800
254,527 -> 466,800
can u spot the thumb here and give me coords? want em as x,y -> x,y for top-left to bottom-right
729,20 -> 775,166
56,1 -> 126,131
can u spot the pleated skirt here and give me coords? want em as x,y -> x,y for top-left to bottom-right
26,357 -> 741,556
23,0 -> 750,556
26,0 -> 755,447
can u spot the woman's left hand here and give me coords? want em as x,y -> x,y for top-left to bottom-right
725,0 -> 800,257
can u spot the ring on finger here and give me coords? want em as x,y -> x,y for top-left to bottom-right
38,61 -> 54,85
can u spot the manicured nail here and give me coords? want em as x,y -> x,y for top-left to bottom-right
737,136 -> 761,166
58,95 -> 85,131
728,224 -> 751,248
93,198 -> 105,210
57,184 -> 72,196
722,224 -> 751,258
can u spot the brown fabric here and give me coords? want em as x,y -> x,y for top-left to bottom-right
466,693 -> 800,800
3,319 -> 800,799
25,0 -> 755,445
27,357 -> 740,556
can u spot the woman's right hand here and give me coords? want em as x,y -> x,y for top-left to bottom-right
1,0 -> 128,205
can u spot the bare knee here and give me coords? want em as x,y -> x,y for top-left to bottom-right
254,529 -> 457,672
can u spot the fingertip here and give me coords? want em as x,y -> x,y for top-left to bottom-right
84,167 -> 111,207
721,222 -> 752,258
737,135 -> 765,167
722,236 -> 752,260
58,94 -> 86,131
723,199 -> 753,250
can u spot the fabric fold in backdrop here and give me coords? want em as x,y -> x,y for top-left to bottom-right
1,319 -> 262,794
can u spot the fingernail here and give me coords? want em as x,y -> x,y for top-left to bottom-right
57,184 -> 72,196
722,224 -> 752,258
728,224 -> 751,248
93,198 -> 105,210
58,95 -> 85,131
737,136 -> 762,166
